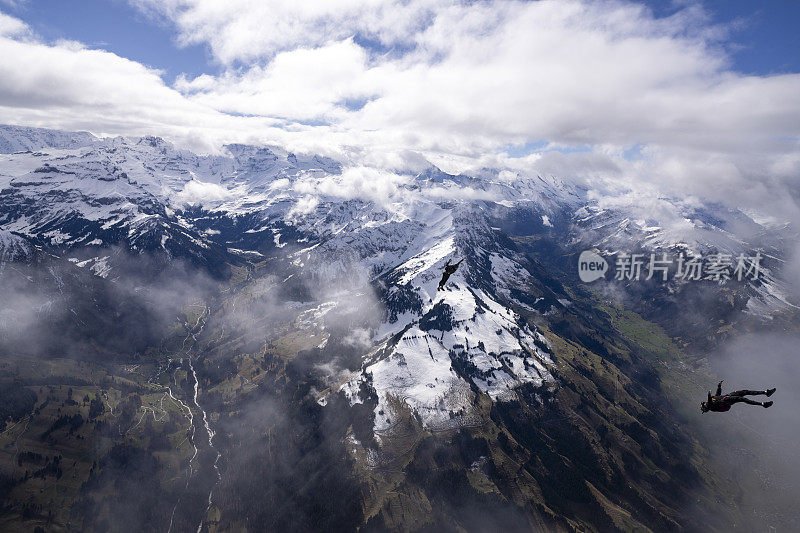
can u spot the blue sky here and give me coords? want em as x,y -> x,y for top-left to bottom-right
2,0 -> 211,79
3,0 -> 799,82
646,0 -> 800,75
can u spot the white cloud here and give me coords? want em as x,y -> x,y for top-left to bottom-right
289,166 -> 409,213
0,11 -> 291,152
342,327 -> 372,348
175,39 -> 371,121
175,179 -> 234,205
268,178 -> 291,191
0,2 -> 798,222
288,194 -> 320,217
129,0 -> 440,63
0,10 -> 29,37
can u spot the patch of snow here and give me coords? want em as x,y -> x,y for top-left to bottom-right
227,247 -> 264,257
90,256 -> 111,278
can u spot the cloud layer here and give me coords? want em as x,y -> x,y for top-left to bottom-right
0,1 -> 798,221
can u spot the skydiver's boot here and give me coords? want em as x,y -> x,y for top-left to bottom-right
763,401 -> 773,408
766,388 -> 776,397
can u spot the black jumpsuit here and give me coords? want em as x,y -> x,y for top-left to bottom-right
438,259 -> 463,290
706,382 -> 772,412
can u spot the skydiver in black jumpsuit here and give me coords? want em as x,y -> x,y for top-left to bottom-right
700,380 -> 776,413
438,258 -> 463,291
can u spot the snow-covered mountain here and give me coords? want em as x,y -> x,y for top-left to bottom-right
3,124 -> 797,531
0,124 -> 95,154
1,124 -> 793,301
0,124 -> 796,428
0,126 -> 786,431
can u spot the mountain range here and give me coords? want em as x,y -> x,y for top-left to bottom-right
0,124 -> 798,532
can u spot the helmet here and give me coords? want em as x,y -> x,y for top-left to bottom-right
700,401 -> 709,413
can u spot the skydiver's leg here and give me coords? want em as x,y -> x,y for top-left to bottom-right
727,396 -> 771,408
729,397 -> 760,405
729,389 -> 769,397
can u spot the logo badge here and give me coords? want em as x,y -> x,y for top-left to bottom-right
578,250 -> 608,282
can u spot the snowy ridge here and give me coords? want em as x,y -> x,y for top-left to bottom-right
343,282 -> 555,434
333,203 -> 555,435
0,124 -> 97,154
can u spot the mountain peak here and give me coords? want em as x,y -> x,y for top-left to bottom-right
0,124 -> 97,154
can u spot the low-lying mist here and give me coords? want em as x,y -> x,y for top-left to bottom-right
0,249 -> 220,360
685,333 -> 800,530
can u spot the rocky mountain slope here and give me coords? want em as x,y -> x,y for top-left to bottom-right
1,125 -> 798,531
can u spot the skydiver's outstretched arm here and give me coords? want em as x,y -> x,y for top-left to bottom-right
716,380 -> 723,397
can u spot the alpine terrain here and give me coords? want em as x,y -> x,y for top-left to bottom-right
0,125 -> 798,532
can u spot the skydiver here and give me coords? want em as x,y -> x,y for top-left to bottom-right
700,380 -> 776,413
437,257 -> 463,291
